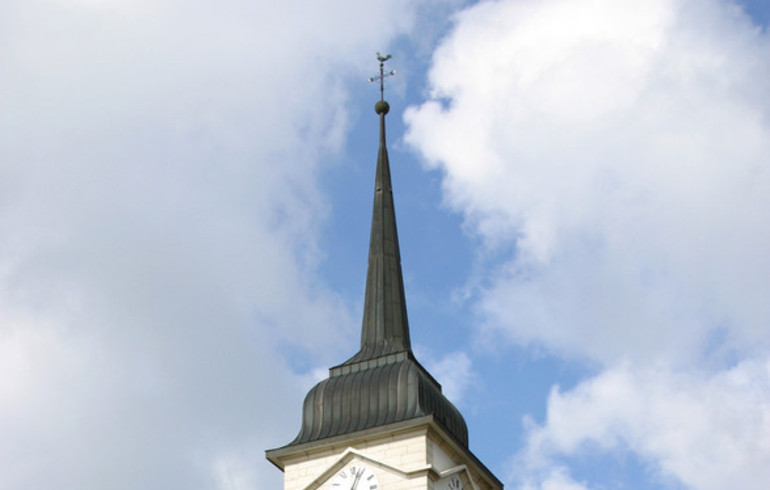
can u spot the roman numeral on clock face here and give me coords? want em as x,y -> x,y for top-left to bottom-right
448,475 -> 464,490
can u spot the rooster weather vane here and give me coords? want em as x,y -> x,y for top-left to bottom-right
368,52 -> 396,101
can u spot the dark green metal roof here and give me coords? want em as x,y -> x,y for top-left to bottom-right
285,100 -> 468,449
292,352 -> 467,446
346,99 -> 411,364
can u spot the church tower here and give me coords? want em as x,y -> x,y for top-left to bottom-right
266,55 -> 502,490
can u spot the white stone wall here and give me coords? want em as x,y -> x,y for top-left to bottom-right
278,426 -> 499,490
282,429 -> 431,490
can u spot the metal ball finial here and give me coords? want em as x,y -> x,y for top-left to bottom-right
374,100 -> 390,115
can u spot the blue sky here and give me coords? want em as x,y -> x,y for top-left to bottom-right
1,1 -> 769,490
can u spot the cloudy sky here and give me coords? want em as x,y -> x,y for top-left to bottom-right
1,1 -> 768,489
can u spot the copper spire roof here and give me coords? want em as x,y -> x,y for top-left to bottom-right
344,98 -> 411,363
280,56 -> 468,449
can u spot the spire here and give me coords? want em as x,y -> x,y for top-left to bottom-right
346,54 -> 410,363
267,54 -> 469,452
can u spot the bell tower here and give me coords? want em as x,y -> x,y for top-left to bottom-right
266,55 -> 502,490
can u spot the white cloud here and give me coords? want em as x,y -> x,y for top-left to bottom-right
405,0 -> 770,366
422,349 -> 476,405
0,0 -> 455,488
513,360 -> 770,490
405,0 -> 770,488
519,467 -> 589,490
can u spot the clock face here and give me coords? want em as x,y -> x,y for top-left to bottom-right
331,464 -> 379,490
442,474 -> 465,490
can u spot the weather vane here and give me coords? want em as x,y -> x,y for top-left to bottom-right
368,52 -> 396,101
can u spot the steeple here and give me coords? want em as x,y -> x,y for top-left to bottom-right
346,63 -> 410,363
266,55 -> 503,490
270,54 -> 468,451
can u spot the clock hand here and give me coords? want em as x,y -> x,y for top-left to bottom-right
350,468 -> 364,490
